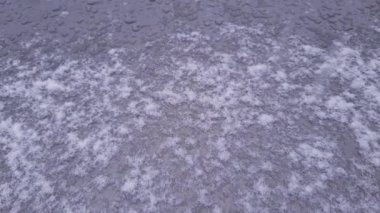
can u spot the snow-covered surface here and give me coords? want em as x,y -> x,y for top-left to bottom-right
1,1 -> 380,212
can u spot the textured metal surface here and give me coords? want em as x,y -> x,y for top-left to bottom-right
1,0 -> 380,212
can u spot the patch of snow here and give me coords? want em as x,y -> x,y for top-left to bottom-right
247,64 -> 268,76
34,79 -> 65,91
257,114 -> 275,126
121,179 -> 137,192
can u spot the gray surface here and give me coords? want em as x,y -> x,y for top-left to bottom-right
1,0 -> 380,212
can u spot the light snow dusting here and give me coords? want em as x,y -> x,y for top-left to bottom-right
1,21 -> 380,212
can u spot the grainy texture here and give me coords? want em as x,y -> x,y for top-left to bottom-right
0,0 -> 380,212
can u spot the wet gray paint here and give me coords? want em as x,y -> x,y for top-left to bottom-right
0,0 -> 380,212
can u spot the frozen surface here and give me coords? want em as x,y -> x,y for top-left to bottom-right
1,0 -> 380,212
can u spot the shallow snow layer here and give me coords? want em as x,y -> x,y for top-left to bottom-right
1,24 -> 380,212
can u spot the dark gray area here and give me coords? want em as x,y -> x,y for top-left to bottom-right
1,0 -> 379,56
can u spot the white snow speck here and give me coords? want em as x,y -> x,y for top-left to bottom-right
258,114 -> 275,126
121,179 -> 137,192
